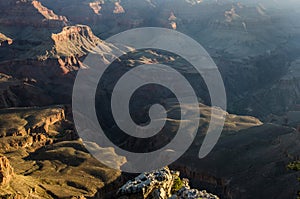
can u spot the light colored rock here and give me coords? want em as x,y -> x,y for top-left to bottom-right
0,155 -> 14,186
117,167 -> 220,199
117,167 -> 177,199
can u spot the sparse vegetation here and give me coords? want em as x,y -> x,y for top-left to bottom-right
171,176 -> 183,193
287,161 -> 300,171
287,161 -> 300,198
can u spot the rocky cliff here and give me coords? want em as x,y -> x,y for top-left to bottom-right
0,106 -> 66,151
0,1 -> 299,198
50,24 -> 127,73
1,0 -> 297,118
32,0 -> 68,23
0,0 -> 67,27
0,106 -> 124,199
0,155 -> 14,186
117,167 -> 219,199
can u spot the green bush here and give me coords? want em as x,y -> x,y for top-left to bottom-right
287,161 -> 300,198
171,176 -> 183,193
287,161 -> 300,171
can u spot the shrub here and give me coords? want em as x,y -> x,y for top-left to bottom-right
287,161 -> 300,198
171,176 -> 183,193
287,161 -> 300,171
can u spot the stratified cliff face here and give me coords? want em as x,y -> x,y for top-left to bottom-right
0,0 -> 296,119
0,106 -> 124,199
51,25 -> 101,58
0,106 -> 66,149
31,0 -> 68,22
0,0 -> 68,63
0,0 -> 67,27
0,22 -> 128,108
0,1 -> 299,198
50,24 -> 127,73
172,124 -> 299,199
35,0 -> 299,119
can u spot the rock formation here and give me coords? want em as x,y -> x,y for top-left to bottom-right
51,25 -> 127,72
0,33 -> 13,46
0,106 -> 124,198
117,167 -> 219,199
0,155 -> 14,186
89,0 -> 103,15
0,0 -> 299,198
0,0 -> 67,27
32,0 -> 68,23
0,106 -> 65,138
113,1 -> 125,14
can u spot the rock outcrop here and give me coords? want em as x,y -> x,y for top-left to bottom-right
0,106 -> 70,153
51,25 -> 127,72
0,106 -> 124,198
32,0 -> 68,23
117,167 -> 175,199
0,0 -> 67,27
117,167 -> 219,199
0,155 -> 14,186
0,33 -> 13,46
113,1 -> 125,14
89,0 -> 103,15
51,25 -> 102,58
0,106 -> 65,138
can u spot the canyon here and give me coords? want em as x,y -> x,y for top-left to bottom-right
0,0 -> 300,198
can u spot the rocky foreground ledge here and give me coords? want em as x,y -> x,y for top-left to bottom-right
117,167 -> 219,199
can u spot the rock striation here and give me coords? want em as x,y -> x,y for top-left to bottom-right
0,106 -> 65,138
50,25 -> 127,73
0,0 -> 67,27
0,106 -> 70,153
32,0 -> 68,23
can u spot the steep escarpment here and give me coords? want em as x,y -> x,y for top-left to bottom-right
0,24 -> 125,107
50,25 -> 127,73
0,106 -> 66,150
0,1 -> 68,63
0,106 -> 124,199
0,1 -> 299,198
32,0 -> 68,23
32,0 -> 297,118
0,0 -> 67,27
173,124 -> 299,199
